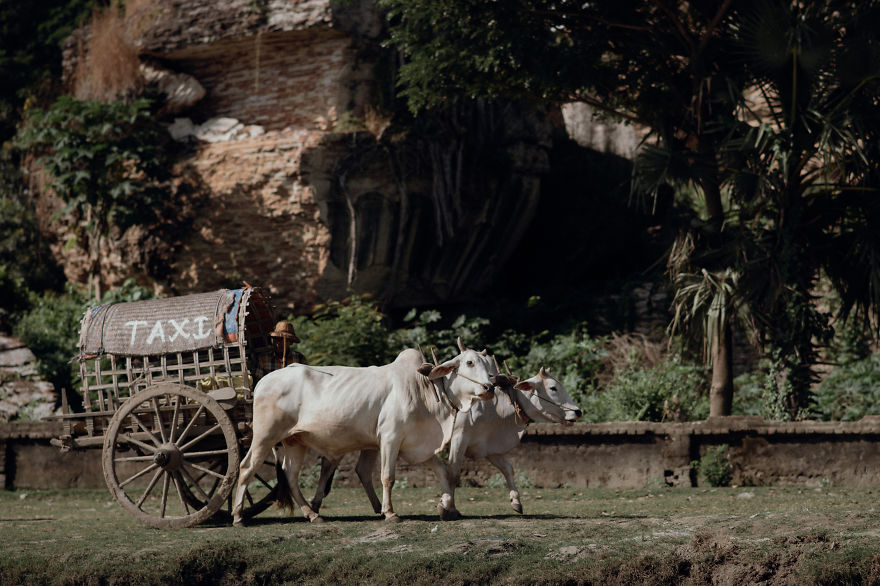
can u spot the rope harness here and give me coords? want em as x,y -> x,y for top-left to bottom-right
516,386 -> 581,412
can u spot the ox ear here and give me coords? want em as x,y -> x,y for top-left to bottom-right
514,379 -> 537,392
538,366 -> 549,377
428,361 -> 457,380
417,363 -> 434,377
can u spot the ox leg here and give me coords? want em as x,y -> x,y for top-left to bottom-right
437,431 -> 468,520
232,437 -> 276,526
277,441 -> 324,522
310,456 -> 340,514
430,455 -> 460,521
487,454 -> 522,514
379,439 -> 402,522
354,450 -> 382,515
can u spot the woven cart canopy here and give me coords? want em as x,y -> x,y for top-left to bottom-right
79,289 -> 249,357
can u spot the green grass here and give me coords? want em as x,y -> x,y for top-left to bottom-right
2,486 -> 880,584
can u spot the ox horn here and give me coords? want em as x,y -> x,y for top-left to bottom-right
457,336 -> 466,352
504,360 -> 513,375
430,346 -> 440,366
493,355 -> 502,373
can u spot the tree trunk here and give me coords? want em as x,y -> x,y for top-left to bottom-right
709,325 -> 734,417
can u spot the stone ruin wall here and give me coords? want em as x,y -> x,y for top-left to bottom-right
42,0 -> 552,314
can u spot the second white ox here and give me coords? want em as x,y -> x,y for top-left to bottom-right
440,365 -> 581,518
231,347 -> 495,525
309,358 -> 582,519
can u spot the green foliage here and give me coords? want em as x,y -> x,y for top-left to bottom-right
15,96 -> 169,296
16,96 -> 168,230
0,149 -> 64,306
691,444 -> 732,488
0,265 -> 33,332
291,295 -> 394,366
12,285 -> 87,394
601,357 -> 709,422
10,279 -> 153,395
383,0 -> 880,420
0,0 -> 97,140
731,367 -> 767,417
286,298 -> 719,422
391,309 -> 493,360
504,326 -> 607,409
811,354 -> 880,421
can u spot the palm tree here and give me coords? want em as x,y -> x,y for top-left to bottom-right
642,0 -> 880,418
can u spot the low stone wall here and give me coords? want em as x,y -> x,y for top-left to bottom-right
5,417 -> 880,490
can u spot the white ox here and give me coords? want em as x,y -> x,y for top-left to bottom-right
231,347 -> 494,525
440,365 -> 581,518
309,358 -> 582,520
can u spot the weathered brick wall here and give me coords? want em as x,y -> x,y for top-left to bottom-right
46,0 -> 554,311
168,129 -> 333,305
171,30 -> 357,131
9,418 -> 880,492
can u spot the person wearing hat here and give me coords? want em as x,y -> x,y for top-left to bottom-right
257,320 -> 306,379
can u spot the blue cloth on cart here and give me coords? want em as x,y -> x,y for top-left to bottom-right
224,289 -> 244,336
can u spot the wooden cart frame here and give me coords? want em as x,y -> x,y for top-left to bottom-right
52,287 -> 282,528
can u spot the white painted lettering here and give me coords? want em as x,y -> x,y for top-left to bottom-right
168,318 -> 190,342
146,321 -> 166,345
124,321 -> 148,346
193,316 -> 211,340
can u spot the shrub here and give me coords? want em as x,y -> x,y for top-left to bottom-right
12,285 -> 87,397
15,95 -> 169,298
503,326 -> 607,409
691,444 -> 732,487
391,309 -> 493,360
291,295 -> 394,366
600,356 -> 709,422
811,353 -> 880,421
731,372 -> 765,417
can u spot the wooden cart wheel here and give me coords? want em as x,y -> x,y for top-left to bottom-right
102,383 -> 240,529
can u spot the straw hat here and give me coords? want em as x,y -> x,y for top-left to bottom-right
269,320 -> 300,343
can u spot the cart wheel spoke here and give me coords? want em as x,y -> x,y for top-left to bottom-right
136,468 -> 164,507
160,473 -> 170,518
151,397 -> 168,444
129,412 -> 162,448
180,466 -> 210,502
185,461 -> 227,481
119,433 -> 157,454
168,394 -> 182,444
175,404 -> 206,447
178,423 -> 222,452
119,462 -> 160,488
253,472 -> 274,491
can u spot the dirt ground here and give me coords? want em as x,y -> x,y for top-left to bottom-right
2,486 -> 880,584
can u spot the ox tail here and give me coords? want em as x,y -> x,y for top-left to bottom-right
320,456 -> 336,499
273,445 -> 295,513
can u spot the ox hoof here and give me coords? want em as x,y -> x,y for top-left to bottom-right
511,502 -> 523,514
309,515 -> 325,523
385,513 -> 402,523
232,518 -> 245,528
438,505 -> 462,522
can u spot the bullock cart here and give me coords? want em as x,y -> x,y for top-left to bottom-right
51,287 -> 283,528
